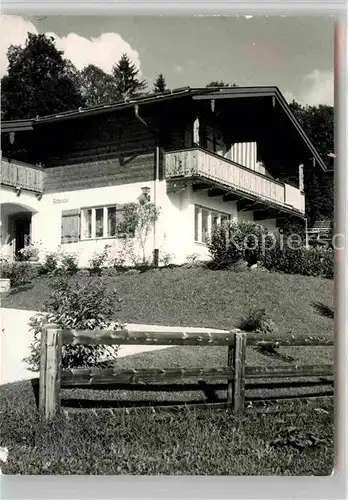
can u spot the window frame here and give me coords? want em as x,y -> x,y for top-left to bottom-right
194,205 -> 232,245
80,204 -> 131,241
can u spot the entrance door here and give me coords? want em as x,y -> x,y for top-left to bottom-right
15,218 -> 31,256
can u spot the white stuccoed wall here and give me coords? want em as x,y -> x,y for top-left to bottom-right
34,180 -> 154,266
0,186 -> 42,260
8,178 -> 278,267
0,185 -> 42,212
32,178 -> 196,267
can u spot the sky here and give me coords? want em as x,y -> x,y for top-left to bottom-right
0,14 -> 335,106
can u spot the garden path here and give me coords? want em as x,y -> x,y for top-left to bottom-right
0,307 -> 227,385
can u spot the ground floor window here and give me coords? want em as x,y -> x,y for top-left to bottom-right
80,205 -> 128,240
194,205 -> 231,244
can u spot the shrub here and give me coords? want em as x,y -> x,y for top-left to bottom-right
60,252 -> 79,275
18,244 -> 40,261
237,308 -> 280,357
185,253 -> 200,266
110,243 -> 131,269
88,245 -> 111,275
209,220 -> 333,279
318,248 -> 334,279
209,220 -> 269,267
260,237 -> 334,279
237,308 -> 278,335
25,276 -> 123,371
159,251 -> 174,267
42,252 -> 59,274
0,261 -> 38,287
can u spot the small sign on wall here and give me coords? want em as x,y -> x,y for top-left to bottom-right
53,198 -> 69,205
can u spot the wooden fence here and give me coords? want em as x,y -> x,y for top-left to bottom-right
39,326 -> 334,420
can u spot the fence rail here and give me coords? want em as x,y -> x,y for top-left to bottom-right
60,328 -> 334,347
39,326 -> 334,420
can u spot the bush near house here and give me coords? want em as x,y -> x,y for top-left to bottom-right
25,276 -> 123,371
40,250 -> 79,276
208,220 -> 333,279
261,245 -> 334,279
59,252 -> 79,275
88,245 -> 111,275
0,261 -> 39,287
41,252 -> 59,274
208,220 -> 268,268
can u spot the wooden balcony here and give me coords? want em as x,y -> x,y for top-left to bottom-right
165,147 -> 305,215
1,157 -> 44,193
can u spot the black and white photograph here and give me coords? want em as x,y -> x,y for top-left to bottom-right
0,13 -> 337,476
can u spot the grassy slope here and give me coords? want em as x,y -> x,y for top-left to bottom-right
0,268 -> 334,474
1,267 -> 334,335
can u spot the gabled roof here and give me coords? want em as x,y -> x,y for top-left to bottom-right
1,87 -> 210,129
191,86 -> 327,171
1,85 -> 327,170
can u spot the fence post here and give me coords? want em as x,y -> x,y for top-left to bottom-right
227,344 -> 234,408
232,331 -> 247,415
39,324 -> 62,421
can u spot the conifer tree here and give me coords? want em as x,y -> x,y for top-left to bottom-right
112,53 -> 147,99
153,73 -> 167,93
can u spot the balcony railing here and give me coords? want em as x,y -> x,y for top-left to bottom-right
1,157 -> 44,193
165,147 -> 305,214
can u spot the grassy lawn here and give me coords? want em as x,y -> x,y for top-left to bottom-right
0,267 -> 334,475
1,267 -> 334,336
0,366 -> 334,475
1,341 -> 334,475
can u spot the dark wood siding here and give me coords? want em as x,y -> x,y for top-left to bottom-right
39,108 -> 157,167
44,152 -> 155,193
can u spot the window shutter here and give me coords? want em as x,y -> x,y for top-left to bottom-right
61,209 -> 80,244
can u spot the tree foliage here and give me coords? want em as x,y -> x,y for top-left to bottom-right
112,53 -> 147,100
206,80 -> 238,88
117,199 -> 160,265
79,64 -> 118,107
153,73 -> 167,93
25,276 -> 123,371
1,33 -> 84,120
289,100 -> 334,225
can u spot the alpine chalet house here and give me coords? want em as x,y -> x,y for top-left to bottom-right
0,86 -> 327,266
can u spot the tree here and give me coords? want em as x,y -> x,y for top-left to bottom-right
206,80 -> 238,88
153,73 -> 167,93
289,101 -> 334,163
79,64 -> 118,107
112,53 -> 147,100
117,199 -> 160,265
289,100 -> 334,225
1,33 -> 84,120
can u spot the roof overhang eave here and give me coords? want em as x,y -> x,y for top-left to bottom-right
192,87 -> 327,172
